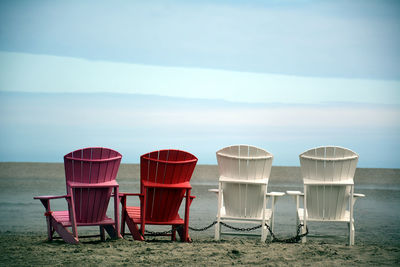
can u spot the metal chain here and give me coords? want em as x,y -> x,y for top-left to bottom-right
144,229 -> 174,236
220,222 -> 263,232
142,220 -> 309,243
189,221 -> 217,231
265,223 -> 309,243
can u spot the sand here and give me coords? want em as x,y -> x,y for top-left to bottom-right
0,233 -> 399,266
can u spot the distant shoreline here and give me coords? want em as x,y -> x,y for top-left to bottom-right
0,162 -> 399,185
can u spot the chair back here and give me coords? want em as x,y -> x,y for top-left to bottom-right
216,145 -> 273,218
64,147 -> 122,223
299,146 -> 358,220
140,149 -> 198,222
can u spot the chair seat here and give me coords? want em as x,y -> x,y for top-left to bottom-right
52,211 -> 115,227
219,207 -> 273,222
298,208 -> 351,222
125,206 -> 184,225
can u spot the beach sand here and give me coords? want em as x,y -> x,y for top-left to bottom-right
0,163 -> 399,266
0,234 -> 399,266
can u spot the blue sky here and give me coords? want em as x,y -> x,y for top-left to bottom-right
0,0 -> 399,167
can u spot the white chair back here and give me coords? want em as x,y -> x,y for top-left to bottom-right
299,146 -> 358,220
216,145 -> 273,218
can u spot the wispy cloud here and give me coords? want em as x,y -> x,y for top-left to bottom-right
1,52 -> 399,105
1,92 -> 399,167
0,0 -> 399,79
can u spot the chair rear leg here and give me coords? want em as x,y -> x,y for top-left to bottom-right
349,220 -> 355,246
100,226 -> 106,241
103,225 -> 118,239
177,224 -> 191,242
215,221 -> 221,241
171,225 -> 177,241
46,216 -> 53,241
50,217 -> 79,244
125,215 -> 145,241
301,221 -> 307,243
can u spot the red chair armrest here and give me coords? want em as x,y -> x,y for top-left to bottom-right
142,180 -> 192,189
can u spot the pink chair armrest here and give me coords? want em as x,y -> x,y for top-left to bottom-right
119,192 -> 144,197
34,195 -> 69,200
67,180 -> 118,188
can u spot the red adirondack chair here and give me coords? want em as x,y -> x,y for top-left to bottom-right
34,147 -> 122,244
120,149 -> 198,242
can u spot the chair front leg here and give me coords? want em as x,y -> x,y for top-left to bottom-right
67,188 -> 78,241
114,186 -> 121,238
182,188 -> 191,242
215,183 -> 223,241
120,194 -> 127,237
39,199 -> 53,241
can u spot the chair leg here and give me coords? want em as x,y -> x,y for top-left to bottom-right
215,221 -> 220,240
100,226 -> 105,241
121,212 -> 126,237
46,216 -> 53,241
349,220 -> 355,246
171,226 -> 177,241
50,217 -> 79,244
125,215 -> 145,241
40,199 -> 53,241
261,226 -> 267,242
261,219 -> 267,242
301,217 -> 307,243
103,225 -> 118,239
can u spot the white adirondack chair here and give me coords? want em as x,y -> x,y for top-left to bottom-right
287,146 -> 365,245
210,145 -> 284,242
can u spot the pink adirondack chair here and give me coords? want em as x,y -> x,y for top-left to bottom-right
120,149 -> 198,242
34,147 -> 122,244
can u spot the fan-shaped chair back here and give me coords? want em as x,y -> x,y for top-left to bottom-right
299,146 -> 358,220
140,149 -> 198,222
64,147 -> 122,223
216,145 -> 273,218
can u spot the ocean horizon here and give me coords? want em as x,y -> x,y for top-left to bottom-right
1,162 -> 399,185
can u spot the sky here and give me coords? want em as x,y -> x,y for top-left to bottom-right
0,0 -> 399,168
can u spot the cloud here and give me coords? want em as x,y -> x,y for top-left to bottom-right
0,0 -> 399,79
1,92 -> 399,167
1,52 -> 399,105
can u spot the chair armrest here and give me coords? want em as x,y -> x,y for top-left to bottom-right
119,193 -> 143,197
142,180 -> 192,189
34,195 -> 70,212
286,190 -> 303,196
208,189 -> 219,194
354,193 -> 365,198
34,195 -> 69,200
266,192 -> 285,197
68,180 -> 118,188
